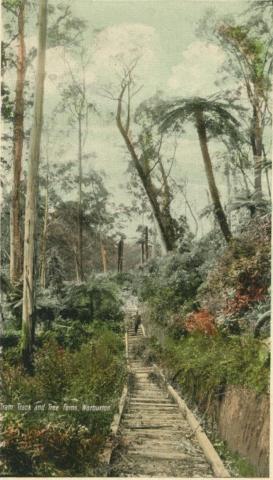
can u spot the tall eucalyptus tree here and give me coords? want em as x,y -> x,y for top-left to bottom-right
3,0 -> 27,284
21,0 -> 48,369
59,58 -> 94,282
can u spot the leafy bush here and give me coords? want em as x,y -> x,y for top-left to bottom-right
198,215 -> 271,330
108,272 -> 133,288
59,277 -> 123,329
1,416 -> 102,476
152,333 -> 269,406
134,250 -> 205,329
42,318 -> 92,350
1,328 -> 126,476
185,309 -> 217,335
0,330 -> 21,348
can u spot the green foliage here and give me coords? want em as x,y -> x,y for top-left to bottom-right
1,416 -> 102,476
44,318 -> 92,350
136,213 -> 270,402
152,333 -> 269,404
1,275 -> 126,475
134,248 -> 205,327
1,81 -> 13,121
1,329 -> 126,476
59,277 -> 123,329
213,440 -> 258,477
199,215 -> 271,329
109,272 -> 133,287
0,330 -> 20,348
158,96 -> 243,144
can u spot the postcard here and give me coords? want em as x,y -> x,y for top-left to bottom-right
1,0 -> 271,478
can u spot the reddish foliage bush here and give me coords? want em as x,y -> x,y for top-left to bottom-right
185,309 -> 217,335
225,288 -> 266,315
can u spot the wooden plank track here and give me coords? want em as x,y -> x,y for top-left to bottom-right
108,299 -> 230,477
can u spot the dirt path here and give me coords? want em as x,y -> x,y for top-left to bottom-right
109,317 -> 215,477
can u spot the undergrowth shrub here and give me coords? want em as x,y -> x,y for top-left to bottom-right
199,215 -> 271,329
59,277 -> 123,329
1,416 -> 102,476
1,328 -> 126,476
134,250 -> 205,329
152,333 -> 270,405
185,309 -> 217,335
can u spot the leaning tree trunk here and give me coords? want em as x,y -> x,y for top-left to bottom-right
152,214 -> 159,257
10,0 -> 26,285
195,110 -> 232,243
116,86 -> 176,252
21,0 -> 48,370
77,113 -> 84,282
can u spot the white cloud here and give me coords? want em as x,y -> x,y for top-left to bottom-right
91,23 -> 158,83
167,41 -> 226,97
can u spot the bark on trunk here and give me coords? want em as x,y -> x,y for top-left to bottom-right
100,239 -> 107,273
225,159 -> 231,229
195,110 -> 232,243
77,114 -> 84,282
262,145 -> 271,198
141,241 -> 145,264
21,0 -> 47,370
72,246 -> 80,283
251,105 -> 263,201
10,0 -> 26,285
117,238 -> 124,272
238,155 -> 251,196
39,173 -> 48,289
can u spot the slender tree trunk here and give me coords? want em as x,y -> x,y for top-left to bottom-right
77,114 -> 84,282
238,155 -> 251,195
21,0 -> 47,370
225,159 -> 231,229
158,158 -> 176,246
71,246 -> 80,282
180,184 -> 198,236
195,110 -> 232,243
140,241 -> 145,264
10,0 -> 26,285
262,145 -> 271,197
75,252 -> 80,283
251,105 -> 263,201
39,170 -> 48,288
100,239 -> 107,273
117,238 -> 124,272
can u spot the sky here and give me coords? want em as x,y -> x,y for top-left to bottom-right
3,0 -> 256,242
